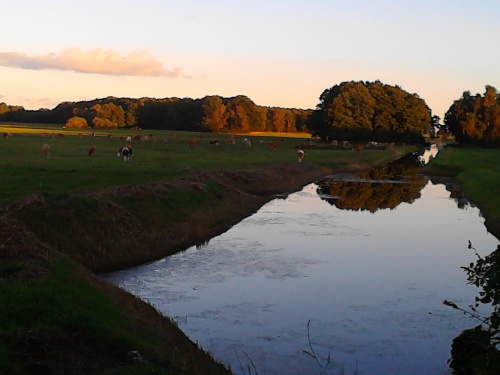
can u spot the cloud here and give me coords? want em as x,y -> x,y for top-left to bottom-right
0,48 -> 182,77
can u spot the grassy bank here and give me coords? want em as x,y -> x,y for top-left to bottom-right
1,125 -> 417,374
0,220 -> 231,375
424,146 -> 500,239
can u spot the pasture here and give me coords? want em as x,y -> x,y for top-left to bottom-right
0,124 -> 410,209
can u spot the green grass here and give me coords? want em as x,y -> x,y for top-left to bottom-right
0,255 -> 228,374
425,146 -> 500,235
0,127 -> 412,209
0,258 -> 133,373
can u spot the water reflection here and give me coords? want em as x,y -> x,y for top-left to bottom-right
105,147 -> 499,375
317,146 -> 430,213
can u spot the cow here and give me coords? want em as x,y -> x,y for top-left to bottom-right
88,147 -> 96,156
297,149 -> 305,162
353,144 -> 363,153
209,139 -> 220,146
186,139 -> 197,147
117,145 -> 133,161
226,136 -> 235,145
268,142 -> 278,149
3,132 -> 12,138
125,136 -> 132,143
243,138 -> 251,147
42,144 -> 51,159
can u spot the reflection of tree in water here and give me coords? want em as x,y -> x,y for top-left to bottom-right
429,176 -> 472,210
317,152 -> 427,213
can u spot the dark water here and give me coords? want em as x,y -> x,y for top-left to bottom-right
106,145 -> 499,375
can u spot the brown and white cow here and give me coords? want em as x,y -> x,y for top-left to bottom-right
297,149 -> 305,162
117,145 -> 133,161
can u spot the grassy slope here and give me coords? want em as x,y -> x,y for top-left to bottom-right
1,125 -> 417,374
0,223 -> 231,375
424,146 -> 500,239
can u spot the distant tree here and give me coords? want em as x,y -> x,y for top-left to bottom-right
201,96 -> 227,132
270,108 -> 286,132
0,102 -> 10,115
225,96 -> 255,132
91,103 -> 125,128
445,86 -> 500,146
308,81 -> 430,144
92,117 -> 117,129
65,116 -> 89,129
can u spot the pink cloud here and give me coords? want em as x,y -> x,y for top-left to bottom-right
0,48 -> 182,77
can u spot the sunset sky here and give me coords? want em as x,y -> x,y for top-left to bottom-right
1,0 -> 499,119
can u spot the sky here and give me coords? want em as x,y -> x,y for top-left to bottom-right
1,0 -> 499,120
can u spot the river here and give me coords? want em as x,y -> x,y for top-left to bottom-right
105,146 -> 499,375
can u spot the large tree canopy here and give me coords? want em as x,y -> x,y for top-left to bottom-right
444,85 -> 500,147
307,81 -> 431,144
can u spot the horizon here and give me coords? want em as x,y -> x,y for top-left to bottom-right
1,0 -> 499,120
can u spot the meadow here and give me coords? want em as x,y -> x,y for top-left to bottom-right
0,123 -> 406,209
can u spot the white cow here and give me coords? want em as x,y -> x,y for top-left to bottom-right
297,149 -> 305,162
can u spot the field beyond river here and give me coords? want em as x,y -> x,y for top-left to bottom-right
2,124 -> 471,375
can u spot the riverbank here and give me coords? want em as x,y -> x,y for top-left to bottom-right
423,146 -> 500,241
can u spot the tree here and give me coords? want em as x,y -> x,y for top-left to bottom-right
201,96 -> 227,132
445,86 -> 500,146
308,81 -> 430,143
91,103 -> 125,128
65,116 -> 89,129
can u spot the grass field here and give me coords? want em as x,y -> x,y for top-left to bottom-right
0,124 -> 408,209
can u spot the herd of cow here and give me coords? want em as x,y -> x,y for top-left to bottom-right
4,131 -> 306,162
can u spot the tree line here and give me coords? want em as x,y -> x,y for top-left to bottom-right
0,95 -> 310,133
2,82 -> 499,147
444,85 -> 500,147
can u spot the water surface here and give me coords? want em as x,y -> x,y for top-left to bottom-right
106,152 -> 498,375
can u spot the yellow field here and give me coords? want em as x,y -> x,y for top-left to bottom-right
247,131 -> 312,138
1,123 -> 314,139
